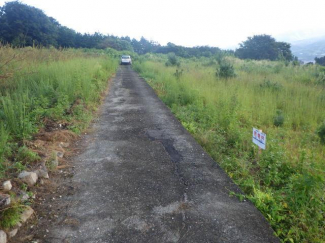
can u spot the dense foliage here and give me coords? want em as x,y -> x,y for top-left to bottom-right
315,56 -> 325,66
235,35 -> 293,61
134,54 -> 325,242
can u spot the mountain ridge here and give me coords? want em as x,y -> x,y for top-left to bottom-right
276,33 -> 325,63
291,36 -> 325,63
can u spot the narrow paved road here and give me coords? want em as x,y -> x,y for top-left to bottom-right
48,66 -> 279,242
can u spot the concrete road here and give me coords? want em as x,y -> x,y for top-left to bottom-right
49,65 -> 279,243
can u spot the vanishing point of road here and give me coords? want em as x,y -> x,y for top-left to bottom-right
46,65 -> 279,243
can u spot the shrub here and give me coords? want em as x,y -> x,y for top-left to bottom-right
216,61 -> 236,79
165,53 -> 180,67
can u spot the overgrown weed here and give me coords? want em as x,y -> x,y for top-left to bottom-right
0,46 -> 118,178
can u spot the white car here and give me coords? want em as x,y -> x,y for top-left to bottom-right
120,55 -> 132,65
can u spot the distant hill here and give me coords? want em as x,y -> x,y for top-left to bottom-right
290,36 -> 325,63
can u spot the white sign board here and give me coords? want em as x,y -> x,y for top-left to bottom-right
252,128 -> 266,150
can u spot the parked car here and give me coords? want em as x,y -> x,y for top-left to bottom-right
120,55 -> 132,65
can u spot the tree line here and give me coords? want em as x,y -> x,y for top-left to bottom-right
0,1 -> 225,58
0,1 -> 305,63
0,1 -> 134,51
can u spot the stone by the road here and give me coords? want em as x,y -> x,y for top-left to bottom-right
20,206 -> 34,223
59,142 -> 70,148
20,191 -> 30,202
0,193 -> 10,208
35,168 -> 49,179
0,230 -> 7,243
18,171 -> 38,186
2,181 -> 12,191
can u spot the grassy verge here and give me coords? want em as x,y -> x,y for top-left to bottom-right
0,46 -> 119,228
133,54 -> 325,243
0,47 -> 118,175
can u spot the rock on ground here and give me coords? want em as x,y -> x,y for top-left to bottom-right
2,181 -> 12,191
59,142 -> 69,148
35,168 -> 49,179
20,206 -> 34,223
19,191 -> 30,202
18,171 -> 38,186
0,194 -> 10,208
0,230 -> 7,243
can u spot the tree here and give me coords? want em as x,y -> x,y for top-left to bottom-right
0,1 -> 58,46
276,42 -> 293,61
57,26 -> 76,47
235,35 -> 293,61
315,56 -> 325,66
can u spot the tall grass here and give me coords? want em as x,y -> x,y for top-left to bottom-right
0,46 -> 118,176
134,55 -> 325,243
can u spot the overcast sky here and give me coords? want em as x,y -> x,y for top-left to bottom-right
1,0 -> 325,48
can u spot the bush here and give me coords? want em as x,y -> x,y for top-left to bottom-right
216,61 -> 236,79
165,53 -> 180,67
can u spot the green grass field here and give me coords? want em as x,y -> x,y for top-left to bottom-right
133,54 -> 325,243
0,46 -> 118,178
